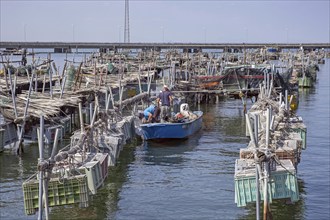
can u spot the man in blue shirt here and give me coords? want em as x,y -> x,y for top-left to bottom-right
143,104 -> 160,123
157,85 -> 173,122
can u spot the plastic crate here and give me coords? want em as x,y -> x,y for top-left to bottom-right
22,174 -> 89,215
79,161 -> 103,195
93,153 -> 109,179
60,116 -> 72,135
234,159 -> 299,207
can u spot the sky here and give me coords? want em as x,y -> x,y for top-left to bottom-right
0,0 -> 329,43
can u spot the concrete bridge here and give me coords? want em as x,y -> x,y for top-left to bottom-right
1,41 -> 329,52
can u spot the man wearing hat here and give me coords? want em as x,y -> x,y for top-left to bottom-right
157,85 -> 173,123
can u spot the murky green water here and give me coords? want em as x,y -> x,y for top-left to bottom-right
0,58 -> 329,220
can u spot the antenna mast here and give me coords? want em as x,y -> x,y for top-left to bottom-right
124,0 -> 130,43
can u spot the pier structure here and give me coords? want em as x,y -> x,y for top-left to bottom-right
1,42 -> 330,54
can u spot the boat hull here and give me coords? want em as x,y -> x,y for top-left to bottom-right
140,111 -> 203,140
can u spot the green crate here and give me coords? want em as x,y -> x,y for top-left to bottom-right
234,159 -> 299,207
290,127 -> 307,150
22,174 -> 89,215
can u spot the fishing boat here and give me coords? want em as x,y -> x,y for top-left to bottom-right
138,104 -> 203,140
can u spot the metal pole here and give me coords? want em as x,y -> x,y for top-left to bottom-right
60,75 -> 66,99
254,114 -> 260,220
263,108 -> 270,219
138,64 -> 142,94
108,87 -> 115,110
89,102 -> 93,124
49,67 -> 53,98
78,102 -> 85,134
285,89 -> 288,111
105,89 -> 108,111
263,161 -> 269,220
255,165 -> 260,220
8,68 -> 18,118
245,114 -> 257,147
16,69 -> 34,154
38,115 -> 44,220
90,97 -> 98,127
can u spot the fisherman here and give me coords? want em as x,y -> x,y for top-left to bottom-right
142,104 -> 160,123
157,85 -> 173,123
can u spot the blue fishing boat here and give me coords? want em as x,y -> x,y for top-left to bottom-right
139,110 -> 203,140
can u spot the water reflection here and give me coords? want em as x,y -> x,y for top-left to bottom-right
139,131 -> 203,167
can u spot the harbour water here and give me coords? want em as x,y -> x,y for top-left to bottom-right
0,57 -> 329,219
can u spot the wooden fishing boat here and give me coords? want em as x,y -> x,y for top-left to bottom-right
139,110 -> 203,140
